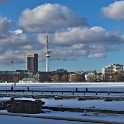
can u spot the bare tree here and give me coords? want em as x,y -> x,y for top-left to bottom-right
70,74 -> 80,82
86,74 -> 95,82
52,74 -> 60,82
112,73 -> 123,82
61,74 -> 68,82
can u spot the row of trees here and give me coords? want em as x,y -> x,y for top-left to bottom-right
0,71 -> 124,83
39,73 -> 85,82
104,73 -> 124,82
39,71 -> 69,82
0,72 -> 29,83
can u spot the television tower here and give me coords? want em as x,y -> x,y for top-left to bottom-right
45,32 -> 51,72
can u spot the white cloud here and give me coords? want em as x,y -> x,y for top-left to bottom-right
49,47 -> 88,60
88,53 -> 106,58
0,15 -> 124,64
0,17 -> 12,39
36,26 -> 124,60
101,1 -> 124,20
37,26 -> 124,46
0,31 -> 33,62
0,17 -> 35,64
13,29 -> 23,34
19,3 -> 88,33
1,2 -> 124,67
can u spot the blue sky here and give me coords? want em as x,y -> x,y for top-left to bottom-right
0,0 -> 124,72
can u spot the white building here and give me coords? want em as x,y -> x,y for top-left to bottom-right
102,64 -> 123,76
85,71 -> 97,82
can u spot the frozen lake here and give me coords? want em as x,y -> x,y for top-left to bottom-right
1,82 -> 124,97
0,82 -> 124,123
1,82 -> 124,91
0,114 -> 92,124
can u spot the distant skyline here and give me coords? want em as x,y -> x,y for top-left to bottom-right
0,0 -> 124,72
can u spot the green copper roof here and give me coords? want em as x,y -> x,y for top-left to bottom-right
22,77 -> 36,82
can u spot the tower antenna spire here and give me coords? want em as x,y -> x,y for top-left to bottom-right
45,30 -> 51,72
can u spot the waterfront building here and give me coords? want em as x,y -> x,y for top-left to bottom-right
96,72 -> 103,82
102,64 -> 123,76
26,52 -> 38,73
85,70 -> 97,82
19,77 -> 38,83
69,71 -> 85,82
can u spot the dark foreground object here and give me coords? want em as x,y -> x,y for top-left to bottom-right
0,97 -> 45,114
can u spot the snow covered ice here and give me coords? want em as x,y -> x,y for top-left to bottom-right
0,82 -> 124,123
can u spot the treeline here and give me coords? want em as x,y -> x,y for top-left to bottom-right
0,71 -> 124,83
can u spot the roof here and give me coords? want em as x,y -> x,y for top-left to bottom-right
21,77 -> 36,82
